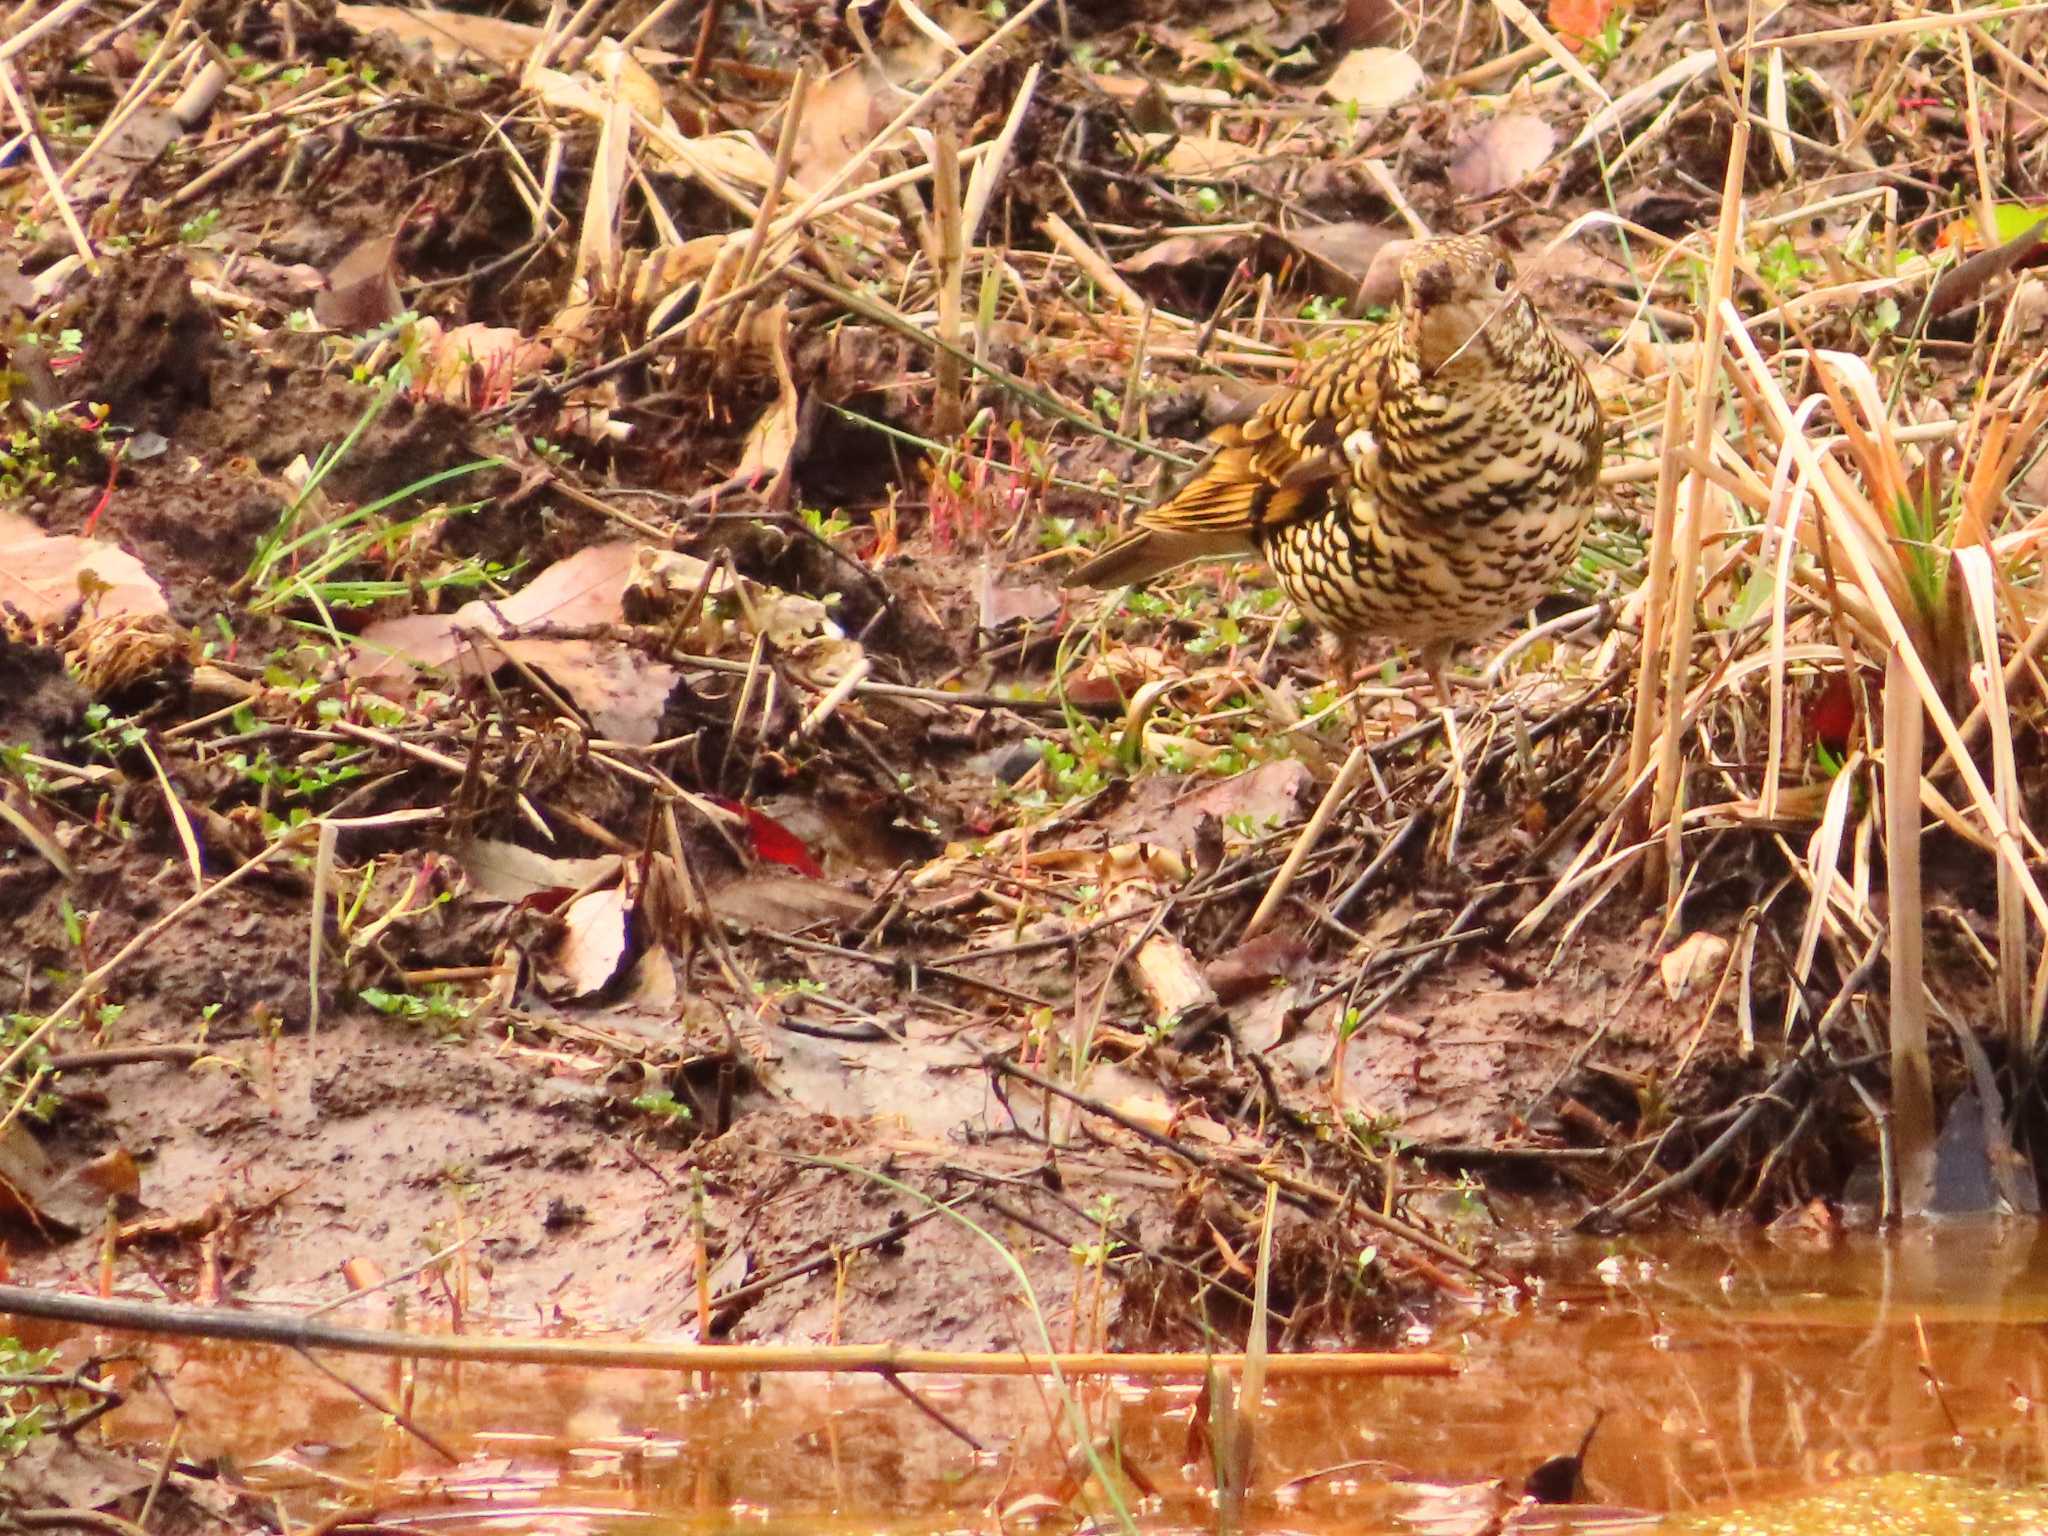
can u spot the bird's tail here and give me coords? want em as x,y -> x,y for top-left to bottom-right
1064,522 -> 1257,589
1064,441 -> 1272,589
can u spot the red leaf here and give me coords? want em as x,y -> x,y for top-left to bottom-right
708,797 -> 824,878
1549,0 -> 1613,49
1809,674 -> 1857,753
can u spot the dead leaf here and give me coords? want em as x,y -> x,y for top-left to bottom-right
614,947 -> 677,1009
461,840 -> 620,904
66,1146 -> 141,1200
1140,132 -> 1262,178
1118,230 -> 1258,274
1336,0 -> 1401,45
1060,645 -> 1173,709
549,884 -> 633,998
1550,0 -> 1617,49
1659,931 -> 1731,1001
1092,74 -> 1236,109
977,562 -> 1061,631
313,234 -> 401,332
1204,932 -> 1311,1003
354,544 -> 680,743
0,1121 -> 97,1237
706,873 -> 870,931
0,513 -> 169,628
1321,47 -> 1423,110
1166,760 -> 1314,849
1448,113 -> 1556,198
792,67 -> 882,194
413,320 -> 555,410
494,636 -> 679,744
357,542 -> 639,673
731,391 -> 800,487
1275,221 -> 1401,288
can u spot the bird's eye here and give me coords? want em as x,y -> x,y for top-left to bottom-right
1492,259 -> 1513,291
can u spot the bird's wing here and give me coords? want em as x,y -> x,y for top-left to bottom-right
1137,329 -> 1388,538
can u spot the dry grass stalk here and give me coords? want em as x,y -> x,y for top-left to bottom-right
929,124 -> 966,437
0,0 -> 98,61
0,62 -> 96,266
1645,33 -> 1752,897
766,0 -> 1050,249
1484,0 -> 1609,100
1625,371 -> 1684,846
1244,743 -> 1368,939
1883,644 -> 1934,1216
1752,1 -> 2048,51
1743,330 -> 2046,884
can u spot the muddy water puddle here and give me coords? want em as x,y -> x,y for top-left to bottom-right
14,1223 -> 2048,1533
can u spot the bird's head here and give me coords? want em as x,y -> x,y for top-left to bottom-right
1385,235 -> 1532,376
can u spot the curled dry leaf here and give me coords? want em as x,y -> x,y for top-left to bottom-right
1278,220 -> 1402,289
792,67 -> 883,195
1059,644 -> 1173,709
706,873 -> 870,930
354,543 -> 856,745
1320,47 -> 1423,110
1448,113 -> 1557,198
0,1121 -> 98,1236
1659,931 -> 1731,1002
546,883 -> 633,999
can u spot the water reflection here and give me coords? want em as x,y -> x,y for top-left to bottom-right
14,1221 -> 2048,1532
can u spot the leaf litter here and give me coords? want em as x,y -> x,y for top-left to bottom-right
0,0 -> 2042,1448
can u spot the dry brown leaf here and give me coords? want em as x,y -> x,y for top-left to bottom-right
792,67 -> 882,194
0,1121 -> 96,1236
1277,221 -> 1401,287
495,637 -> 679,744
977,562 -> 1061,631
1659,931 -> 1731,1001
1117,230 -> 1258,274
707,873 -> 870,931
548,884 -> 633,998
412,320 -> 555,410
313,234 -> 401,332
1141,132 -> 1262,178
0,256 -> 33,312
353,543 -> 680,743
461,840 -> 620,903
1448,113 -> 1556,198
1321,47 -> 1423,110
0,513 -> 168,628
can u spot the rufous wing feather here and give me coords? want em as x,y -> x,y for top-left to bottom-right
1065,423 -> 1343,589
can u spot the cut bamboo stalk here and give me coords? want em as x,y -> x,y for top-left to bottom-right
0,1285 -> 1458,1377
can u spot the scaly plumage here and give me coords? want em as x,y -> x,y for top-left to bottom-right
1066,235 -> 1603,699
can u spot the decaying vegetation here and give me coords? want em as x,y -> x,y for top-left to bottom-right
1,0 -> 2047,1432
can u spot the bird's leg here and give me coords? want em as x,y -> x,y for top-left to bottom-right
1421,638 -> 1456,717
1421,637 -> 1472,816
1340,634 -> 1371,745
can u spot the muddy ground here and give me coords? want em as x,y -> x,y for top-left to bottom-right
1,0 -> 2040,1455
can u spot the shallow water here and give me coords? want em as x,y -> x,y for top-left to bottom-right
12,1221 -> 2048,1532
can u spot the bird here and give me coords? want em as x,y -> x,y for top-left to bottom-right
1064,234 -> 1603,720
